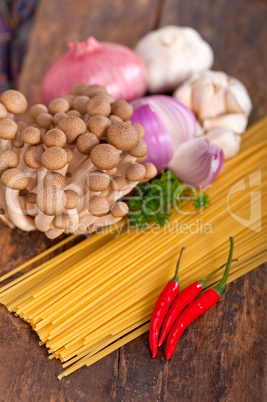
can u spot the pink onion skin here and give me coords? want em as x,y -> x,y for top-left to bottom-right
131,105 -> 174,171
168,137 -> 224,188
41,37 -> 148,105
131,95 -> 196,150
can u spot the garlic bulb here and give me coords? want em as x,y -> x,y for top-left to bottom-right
135,26 -> 213,93
174,70 -> 252,159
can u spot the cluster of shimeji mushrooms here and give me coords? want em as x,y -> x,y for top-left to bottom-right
0,84 -> 157,238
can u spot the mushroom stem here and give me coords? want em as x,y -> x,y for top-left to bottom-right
35,213 -> 54,232
87,213 -> 123,234
5,188 -> 36,231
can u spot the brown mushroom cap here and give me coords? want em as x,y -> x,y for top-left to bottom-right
24,145 -> 44,169
1,90 -> 27,114
1,168 -> 29,190
41,147 -> 68,170
111,99 -> 133,121
64,190 -> 80,209
73,96 -> 89,114
58,116 -> 86,144
36,112 -> 53,129
87,95 -> 111,117
48,98 -> 69,115
106,167 -> 117,176
44,128 -> 67,148
21,126 -> 42,145
90,144 -> 120,170
110,201 -> 129,218
128,138 -> 148,158
132,123 -> 145,139
143,162 -> 158,180
109,115 -> 123,124
136,155 -> 147,163
30,104 -> 48,120
84,84 -> 107,97
19,188 -> 29,197
53,213 -> 70,229
64,148 -> 74,164
12,136 -> 24,148
106,123 -> 139,151
101,93 -> 115,104
17,120 -> 28,132
99,188 -> 110,197
88,196 -> 110,217
36,186 -> 66,215
110,176 -> 129,191
53,112 -> 68,125
0,103 -> 8,119
0,118 -> 18,140
25,192 -> 37,204
63,95 -> 75,108
86,170 -> 110,192
76,132 -> 100,155
125,163 -> 146,182
87,115 -> 111,138
44,172 -> 66,189
0,150 -> 20,175
70,82 -> 89,96
67,110 -> 81,118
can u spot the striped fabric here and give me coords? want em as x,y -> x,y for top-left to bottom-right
0,0 -> 38,93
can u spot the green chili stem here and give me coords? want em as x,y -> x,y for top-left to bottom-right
172,247 -> 185,283
199,258 -> 238,288
213,237 -> 235,296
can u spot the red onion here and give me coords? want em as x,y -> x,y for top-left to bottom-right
168,137 -> 224,188
131,95 -> 196,150
131,105 -> 174,171
41,37 -> 148,105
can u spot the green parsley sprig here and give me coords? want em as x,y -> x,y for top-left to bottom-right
127,170 -> 210,228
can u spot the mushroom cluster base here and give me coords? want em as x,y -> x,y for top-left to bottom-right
0,85 -> 157,239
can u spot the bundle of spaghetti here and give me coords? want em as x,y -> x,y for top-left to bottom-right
0,117 -> 266,379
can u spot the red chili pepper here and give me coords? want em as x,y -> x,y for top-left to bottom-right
165,237 -> 234,360
149,247 -> 185,358
158,258 -> 237,347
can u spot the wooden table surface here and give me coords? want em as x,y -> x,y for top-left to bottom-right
0,0 -> 266,401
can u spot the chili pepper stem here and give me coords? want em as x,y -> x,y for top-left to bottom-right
198,258 -> 238,288
172,247 -> 185,283
213,237 -> 234,296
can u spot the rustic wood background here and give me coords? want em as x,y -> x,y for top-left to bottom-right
0,0 -> 266,401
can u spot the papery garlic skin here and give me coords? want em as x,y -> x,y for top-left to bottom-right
205,128 -> 241,159
135,26 -> 213,93
174,70 -> 252,159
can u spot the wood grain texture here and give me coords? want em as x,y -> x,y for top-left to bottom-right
0,0 -> 266,401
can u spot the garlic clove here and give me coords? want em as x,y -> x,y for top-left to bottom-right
203,113 -> 248,134
196,121 -> 204,136
192,81 -> 226,119
226,79 -> 252,115
205,128 -> 241,159
173,83 -> 193,110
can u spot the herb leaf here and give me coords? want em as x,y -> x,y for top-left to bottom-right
127,170 -> 210,228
